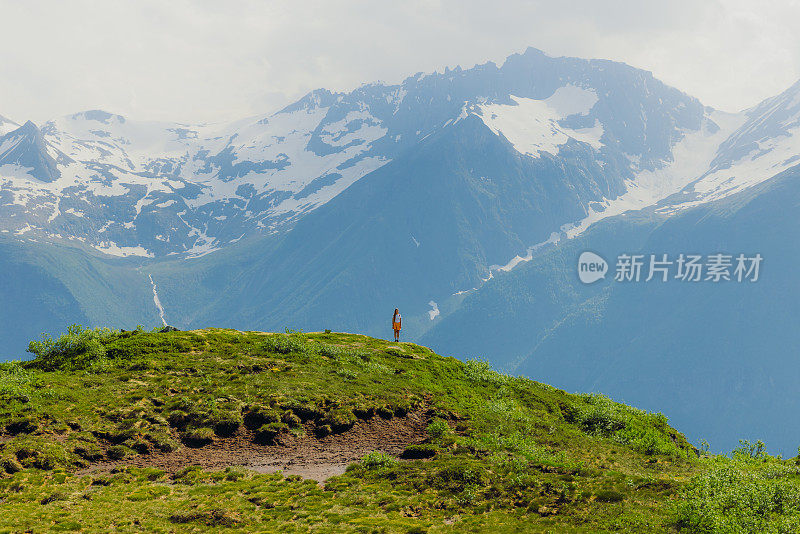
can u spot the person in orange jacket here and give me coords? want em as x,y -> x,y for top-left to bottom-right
392,308 -> 402,342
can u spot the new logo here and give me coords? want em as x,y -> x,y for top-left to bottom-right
578,251 -> 608,284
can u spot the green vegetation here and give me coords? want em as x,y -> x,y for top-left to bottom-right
0,326 -> 794,532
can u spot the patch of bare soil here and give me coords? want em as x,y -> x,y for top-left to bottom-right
80,411 -> 429,481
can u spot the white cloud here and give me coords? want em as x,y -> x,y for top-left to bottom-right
0,0 -> 799,124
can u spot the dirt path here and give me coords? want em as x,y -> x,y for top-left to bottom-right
79,411 -> 429,481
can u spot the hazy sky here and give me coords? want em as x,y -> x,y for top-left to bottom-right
2,0 -> 800,124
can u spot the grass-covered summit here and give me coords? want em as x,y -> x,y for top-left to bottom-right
0,327 -> 798,532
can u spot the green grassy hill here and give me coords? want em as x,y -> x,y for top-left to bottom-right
0,327 -> 798,532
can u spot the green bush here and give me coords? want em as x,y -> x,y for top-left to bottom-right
430,463 -> 486,492
254,422 -> 287,444
106,445 -> 131,460
401,444 -> 438,459
146,432 -> 180,452
676,462 -> 800,533
427,419 -> 450,442
209,411 -> 242,437
27,325 -> 117,371
595,489 -> 624,502
488,432 -> 582,471
577,395 -> 627,435
281,410 -> 302,427
320,408 -> 356,433
572,394 -> 690,458
0,363 -> 35,399
261,335 -> 308,355
243,406 -> 280,429
732,439 -> 767,460
181,427 -> 214,447
361,451 -> 398,469
463,359 -> 509,385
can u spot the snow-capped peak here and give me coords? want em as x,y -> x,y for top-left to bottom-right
0,50 -> 796,263
475,84 -> 603,159
0,120 -> 62,183
664,79 -> 800,209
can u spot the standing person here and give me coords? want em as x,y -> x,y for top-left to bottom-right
392,308 -> 402,342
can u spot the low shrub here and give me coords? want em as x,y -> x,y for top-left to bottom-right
107,427 -> 137,444
260,335 -> 308,355
26,325 -> 117,371
376,406 -> 394,419
10,439 -> 71,470
168,508 -> 241,527
353,406 -> 375,420
210,411 -> 242,437
401,444 -> 438,459
254,423 -> 287,444
281,410 -> 301,427
676,462 -> 800,532
336,368 -> 357,380
430,463 -> 487,492
315,424 -> 332,438
243,406 -> 280,429
463,359 -> 509,385
427,419 -> 450,442
5,416 -> 38,435
73,443 -> 104,462
361,451 -> 399,469
146,432 -> 180,452
181,427 -> 215,447
2,457 -> 23,474
106,445 -> 131,460
595,489 -> 624,502
167,410 -> 191,430
284,402 -> 323,422
40,492 -> 68,505
320,408 -> 356,433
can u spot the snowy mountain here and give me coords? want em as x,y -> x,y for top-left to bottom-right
666,79 -> 800,208
0,121 -> 63,183
5,47 -> 791,267
0,104 -> 390,257
0,47 -> 709,260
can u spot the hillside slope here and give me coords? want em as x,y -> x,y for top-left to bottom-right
3,327 -> 800,532
0,327 -> 698,532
